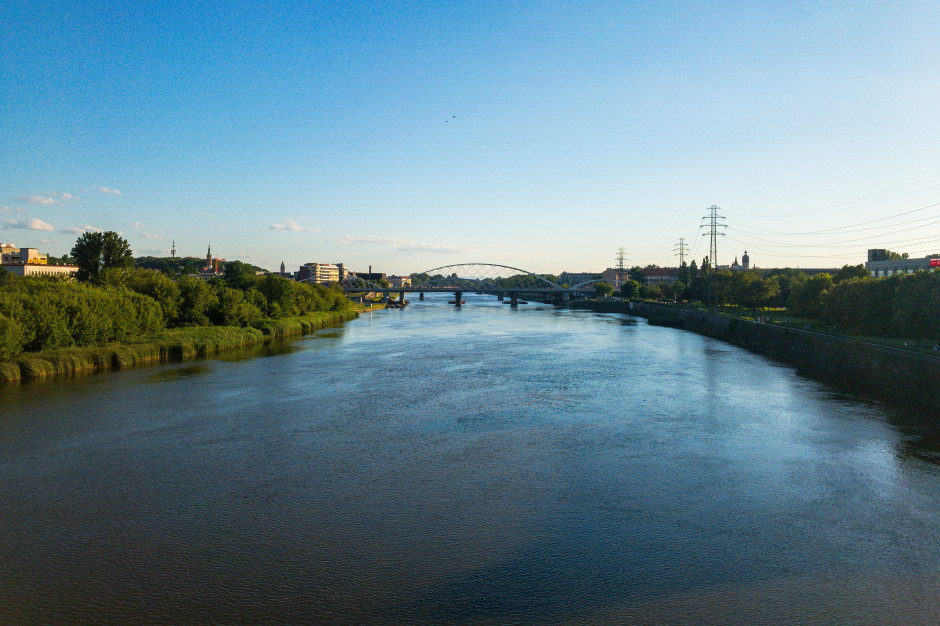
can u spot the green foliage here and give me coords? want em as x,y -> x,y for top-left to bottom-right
619,279 -> 640,298
71,231 -> 133,282
0,262 -> 355,362
208,282 -> 263,327
222,260 -> 258,288
125,269 -> 180,323
0,278 -> 164,356
638,284 -> 663,300
102,231 -> 134,270
728,271 -> 780,310
788,273 -> 834,317
834,264 -> 870,284
135,256 -> 206,275
0,313 -> 26,360
764,268 -> 807,307
593,281 -> 615,297
175,275 -> 217,326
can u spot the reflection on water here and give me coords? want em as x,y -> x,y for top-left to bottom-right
145,363 -> 211,382
1,294 -> 938,622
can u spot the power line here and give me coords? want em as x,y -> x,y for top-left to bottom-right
727,200 -> 940,237
732,172 -> 940,219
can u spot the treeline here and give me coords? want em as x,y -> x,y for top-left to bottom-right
0,268 -> 351,360
619,260 -> 939,341
816,271 -> 940,339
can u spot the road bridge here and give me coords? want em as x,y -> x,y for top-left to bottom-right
336,263 -> 618,306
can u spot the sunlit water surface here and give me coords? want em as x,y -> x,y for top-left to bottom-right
2,295 -> 939,623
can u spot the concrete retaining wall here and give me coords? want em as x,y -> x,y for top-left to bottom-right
626,301 -> 940,408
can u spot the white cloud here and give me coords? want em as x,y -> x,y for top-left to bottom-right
132,221 -> 144,230
270,218 -> 320,233
89,187 -> 121,196
397,242 -> 473,255
15,195 -> 58,206
337,235 -> 405,246
4,218 -> 55,231
337,235 -> 474,256
61,225 -> 102,235
1,205 -> 23,214
60,193 -> 77,201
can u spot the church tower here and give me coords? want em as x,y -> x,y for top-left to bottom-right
742,250 -> 750,270
280,261 -> 286,274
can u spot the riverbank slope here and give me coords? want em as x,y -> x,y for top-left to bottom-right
0,309 -> 360,384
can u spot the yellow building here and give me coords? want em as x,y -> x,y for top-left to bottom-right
1,245 -> 48,265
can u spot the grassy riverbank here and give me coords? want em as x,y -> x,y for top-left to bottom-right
0,309 -> 361,384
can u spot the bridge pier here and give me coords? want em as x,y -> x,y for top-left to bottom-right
510,292 -> 518,307
419,292 -> 424,301
454,290 -> 462,307
399,290 -> 405,303
497,292 -> 504,301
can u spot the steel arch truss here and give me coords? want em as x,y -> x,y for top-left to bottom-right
568,278 -> 619,293
411,263 -> 563,293
340,275 -> 387,291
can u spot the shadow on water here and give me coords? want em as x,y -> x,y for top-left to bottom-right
145,364 -> 211,383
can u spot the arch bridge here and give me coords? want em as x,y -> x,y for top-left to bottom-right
340,263 -> 619,306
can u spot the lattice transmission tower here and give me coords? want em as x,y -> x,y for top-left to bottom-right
615,247 -> 628,285
700,205 -> 726,272
674,238 -> 689,266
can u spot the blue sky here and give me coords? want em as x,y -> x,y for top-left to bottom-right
3,1 -> 939,274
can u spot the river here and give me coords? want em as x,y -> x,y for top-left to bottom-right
2,294 -> 939,623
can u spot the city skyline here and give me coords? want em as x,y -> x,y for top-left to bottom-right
3,2 -> 939,274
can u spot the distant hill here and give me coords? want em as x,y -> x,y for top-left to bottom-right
135,256 -> 266,275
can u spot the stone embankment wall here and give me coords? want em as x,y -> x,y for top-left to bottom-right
626,301 -> 940,409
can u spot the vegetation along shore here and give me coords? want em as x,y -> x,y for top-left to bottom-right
0,232 -> 364,384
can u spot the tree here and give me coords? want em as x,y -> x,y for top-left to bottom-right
729,272 -> 779,310
764,268 -> 806,307
677,261 -> 690,286
593,281 -> 615,298
619,279 -> 640,298
223,260 -> 257,288
101,231 -> 133,270
834,264 -> 870,283
788,273 -> 833,317
70,231 -> 133,282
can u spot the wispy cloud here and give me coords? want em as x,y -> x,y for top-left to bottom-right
15,195 -> 58,206
88,187 -> 121,196
397,242 -> 474,255
60,193 -> 78,201
270,219 -> 320,233
61,225 -> 102,235
1,205 -> 24,214
3,218 -> 55,231
337,235 -> 404,246
130,221 -> 164,240
338,235 -> 474,256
